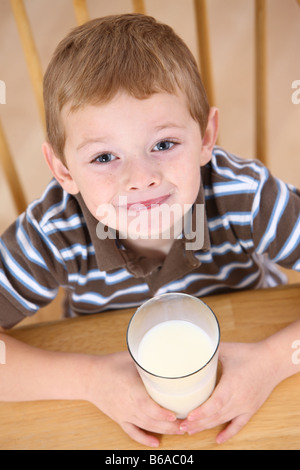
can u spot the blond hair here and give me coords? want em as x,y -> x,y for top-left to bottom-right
43,14 -> 210,161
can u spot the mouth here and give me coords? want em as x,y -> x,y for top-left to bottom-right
119,194 -> 172,213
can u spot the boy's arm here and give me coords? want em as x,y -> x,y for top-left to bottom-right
263,317 -> 300,383
0,327 -> 180,447
0,327 -> 93,402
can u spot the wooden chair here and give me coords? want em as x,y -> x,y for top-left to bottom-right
0,0 -> 298,216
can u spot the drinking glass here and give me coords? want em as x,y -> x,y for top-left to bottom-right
127,293 -> 220,418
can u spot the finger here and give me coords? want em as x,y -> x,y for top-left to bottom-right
187,385 -> 231,423
216,414 -> 250,444
142,395 -> 177,423
121,422 -> 160,448
186,359 -> 236,423
180,389 -> 233,435
131,410 -> 181,436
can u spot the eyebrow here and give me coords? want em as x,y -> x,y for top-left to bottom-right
76,137 -> 107,151
154,123 -> 186,132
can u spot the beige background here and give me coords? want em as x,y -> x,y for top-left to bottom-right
0,0 -> 299,324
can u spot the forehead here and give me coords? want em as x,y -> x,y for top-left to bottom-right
62,90 -> 194,137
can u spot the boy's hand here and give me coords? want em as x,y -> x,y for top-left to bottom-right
87,351 -> 181,447
179,341 -> 279,443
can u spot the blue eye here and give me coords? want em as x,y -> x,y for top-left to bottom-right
153,141 -> 175,152
93,153 -> 116,164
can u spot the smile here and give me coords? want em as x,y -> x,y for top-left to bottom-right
124,194 -> 172,213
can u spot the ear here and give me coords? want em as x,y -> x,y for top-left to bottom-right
42,142 -> 79,195
199,107 -> 219,166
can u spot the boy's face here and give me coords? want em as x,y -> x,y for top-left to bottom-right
45,91 -> 218,241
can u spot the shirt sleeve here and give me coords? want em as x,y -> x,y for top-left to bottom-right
0,208 -> 67,329
251,165 -> 300,271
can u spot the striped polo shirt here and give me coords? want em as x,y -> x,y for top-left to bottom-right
0,147 -> 299,328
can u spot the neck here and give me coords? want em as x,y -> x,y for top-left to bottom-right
121,236 -> 175,260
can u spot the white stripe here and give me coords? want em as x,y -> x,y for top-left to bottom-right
68,268 -> 132,286
205,181 -> 255,198
239,239 -> 254,250
43,214 -> 84,234
211,152 -> 260,187
208,212 -> 252,231
40,190 -> 70,228
252,167 -> 269,220
0,240 -> 57,299
61,244 -> 95,261
72,283 -> 149,305
26,207 -> 65,266
256,180 -> 289,254
273,216 -> 300,262
210,241 -> 243,255
293,260 -> 300,271
0,270 -> 38,312
213,148 -> 263,175
16,215 -> 49,269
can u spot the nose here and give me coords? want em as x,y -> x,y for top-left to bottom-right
123,156 -> 161,192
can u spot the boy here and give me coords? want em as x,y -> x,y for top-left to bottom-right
0,14 -> 299,448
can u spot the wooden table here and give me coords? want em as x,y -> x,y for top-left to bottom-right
1,284 -> 300,450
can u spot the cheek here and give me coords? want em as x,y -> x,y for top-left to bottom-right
185,173 -> 201,204
173,160 -> 201,202
77,172 -> 117,216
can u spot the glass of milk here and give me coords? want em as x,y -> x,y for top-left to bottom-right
127,293 -> 220,419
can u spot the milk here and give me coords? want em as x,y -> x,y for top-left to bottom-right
138,320 -> 214,377
137,320 -> 217,418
